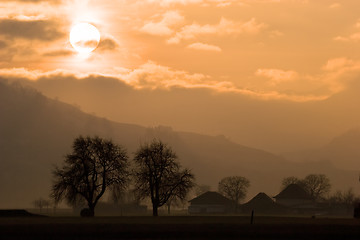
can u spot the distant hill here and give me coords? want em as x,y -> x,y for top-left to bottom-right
284,129 -> 360,171
0,80 -> 358,208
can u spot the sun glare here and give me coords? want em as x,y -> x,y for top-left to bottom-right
70,23 -> 100,54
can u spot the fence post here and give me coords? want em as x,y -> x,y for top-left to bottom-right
251,210 -> 254,224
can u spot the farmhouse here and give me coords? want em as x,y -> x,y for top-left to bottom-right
188,191 -> 234,214
273,184 -> 313,207
241,192 -> 287,215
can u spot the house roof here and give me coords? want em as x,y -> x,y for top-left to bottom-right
189,191 -> 233,205
274,184 -> 312,200
245,192 -> 275,206
242,192 -> 287,212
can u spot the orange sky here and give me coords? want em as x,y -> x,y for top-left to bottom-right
2,0 -> 360,102
2,0 -> 360,153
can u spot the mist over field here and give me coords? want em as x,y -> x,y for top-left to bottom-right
1,0 -> 360,213
1,80 -> 359,208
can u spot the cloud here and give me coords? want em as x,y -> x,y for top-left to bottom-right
334,19 -> 360,42
0,18 -> 64,41
144,0 -> 285,7
0,62 -> 334,102
322,58 -> 355,71
0,40 -> 8,49
329,3 -> 341,9
73,40 -> 99,49
140,11 -> 184,36
42,50 -> 74,57
146,0 -> 203,7
2,0 -> 61,3
97,38 -> 119,51
142,0 -> 313,8
334,33 -> 360,42
256,69 -> 298,85
187,42 -> 222,52
113,61 -> 209,89
167,17 -> 266,44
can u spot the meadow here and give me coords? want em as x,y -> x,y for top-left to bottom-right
1,216 -> 360,239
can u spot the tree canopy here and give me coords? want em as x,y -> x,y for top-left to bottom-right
133,139 -> 194,216
218,176 -> 250,206
281,174 -> 331,200
51,136 -> 129,216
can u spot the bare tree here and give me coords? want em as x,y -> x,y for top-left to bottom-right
33,198 -> 50,213
281,174 -> 331,200
133,139 -> 194,216
302,174 -> 331,200
281,176 -> 302,190
218,176 -> 250,208
329,188 -> 357,207
51,136 -> 129,217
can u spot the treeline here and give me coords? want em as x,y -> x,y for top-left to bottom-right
34,135 -> 358,216
50,136 -> 194,217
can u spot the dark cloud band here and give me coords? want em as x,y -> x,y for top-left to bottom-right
0,19 -> 64,41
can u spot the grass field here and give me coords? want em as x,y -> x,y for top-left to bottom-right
1,216 -> 360,239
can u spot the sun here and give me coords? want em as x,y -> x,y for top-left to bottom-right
70,23 -> 100,54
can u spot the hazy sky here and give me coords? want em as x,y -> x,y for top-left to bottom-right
2,0 -> 360,152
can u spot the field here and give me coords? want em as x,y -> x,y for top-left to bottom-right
1,216 -> 360,239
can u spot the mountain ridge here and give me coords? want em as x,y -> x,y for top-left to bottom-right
0,80 -> 358,208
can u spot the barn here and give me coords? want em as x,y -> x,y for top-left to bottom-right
188,191 -> 235,214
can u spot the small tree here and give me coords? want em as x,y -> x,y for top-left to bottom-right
328,188 -> 356,207
218,176 -> 250,208
302,174 -> 331,200
51,136 -> 129,217
281,176 -> 302,190
33,198 -> 50,213
133,139 -> 195,216
281,174 -> 331,201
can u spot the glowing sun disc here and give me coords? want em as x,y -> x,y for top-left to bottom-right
70,23 -> 100,53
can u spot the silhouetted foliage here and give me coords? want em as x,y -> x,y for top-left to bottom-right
51,136 -> 129,217
165,195 -> 182,215
281,177 -> 302,190
133,139 -> 195,216
302,174 -> 331,200
33,198 -> 50,213
281,174 -> 331,200
218,176 -> 250,207
328,188 -> 357,206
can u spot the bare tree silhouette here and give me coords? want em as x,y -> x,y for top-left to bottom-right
51,136 -> 129,217
281,176 -> 302,190
302,174 -> 331,200
133,139 -> 194,216
281,174 -> 331,200
218,176 -> 250,210
33,198 -> 50,213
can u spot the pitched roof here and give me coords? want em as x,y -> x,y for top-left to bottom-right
242,192 -> 287,213
274,184 -> 312,200
189,191 -> 233,205
245,192 -> 275,206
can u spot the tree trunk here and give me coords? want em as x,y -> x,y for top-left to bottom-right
152,204 -> 158,216
89,206 -> 95,217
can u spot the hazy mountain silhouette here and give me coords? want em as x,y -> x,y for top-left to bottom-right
19,76 -> 360,154
284,129 -> 360,171
0,80 -> 358,208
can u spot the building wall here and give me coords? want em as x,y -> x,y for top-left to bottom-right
188,204 -> 228,214
276,198 -> 312,207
